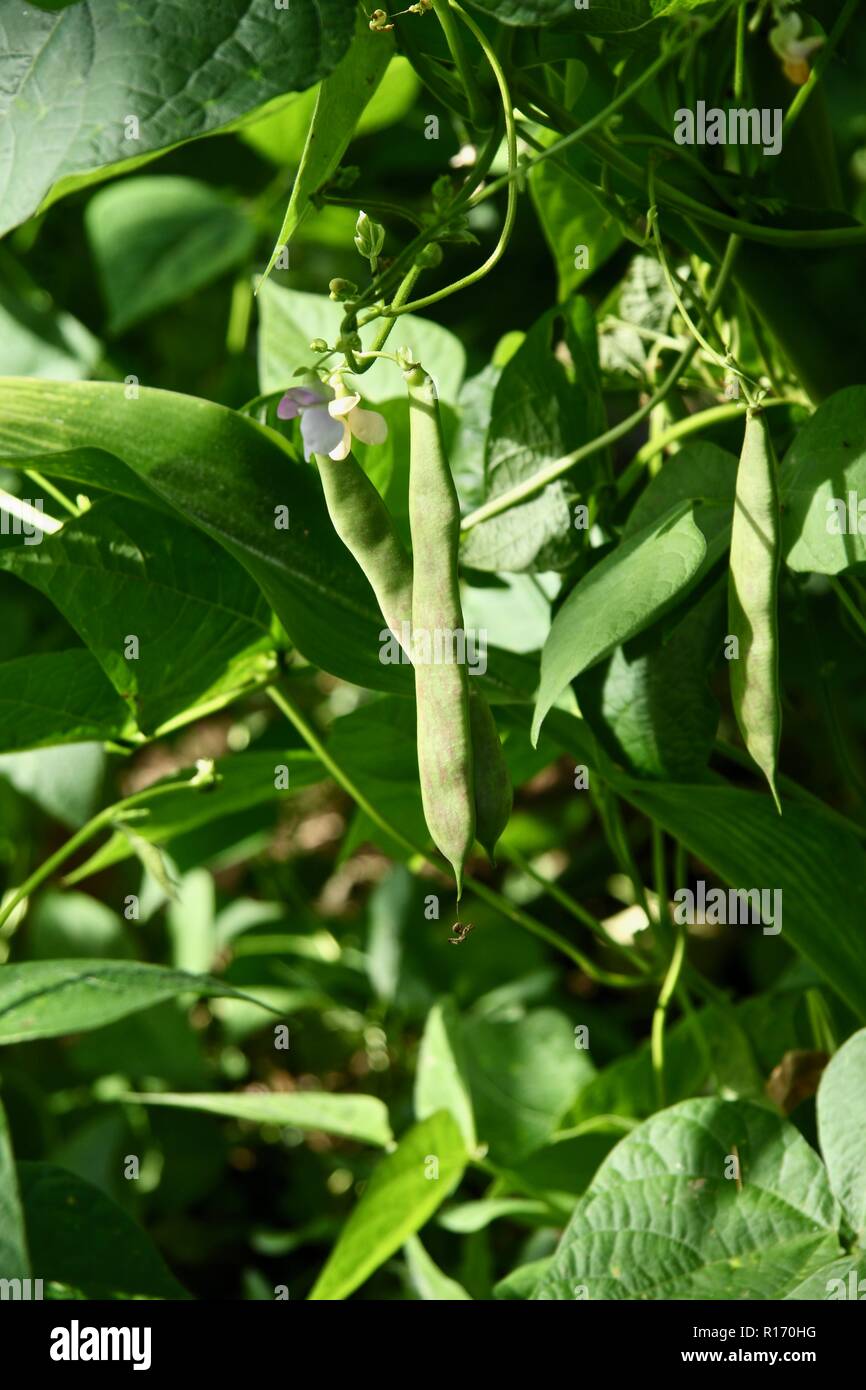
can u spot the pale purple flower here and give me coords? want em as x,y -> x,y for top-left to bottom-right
277,375 -> 388,460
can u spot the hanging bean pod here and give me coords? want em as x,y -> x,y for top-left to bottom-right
728,406 -> 782,812
404,363 -> 476,895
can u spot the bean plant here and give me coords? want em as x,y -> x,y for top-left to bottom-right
0,0 -> 864,1307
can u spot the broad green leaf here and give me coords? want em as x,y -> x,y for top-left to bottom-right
782,387 -> 866,573
786,1252 -> 866,1301
532,501 -> 709,743
463,1008 -> 591,1163
260,12 -> 393,284
576,580 -> 724,780
0,650 -> 137,752
24,891 -> 132,962
817,1027 -> 866,1238
530,144 -> 622,299
599,253 -> 676,381
460,301 -> 605,574
494,1257 -> 552,1299
17,1162 -> 187,1298
624,781 -> 866,1021
64,749 -> 323,882
242,56 -> 420,166
366,864 -> 415,1005
624,441 -> 739,537
86,176 -> 257,334
0,742 -> 105,829
0,284 -> 100,379
0,0 -> 358,236
123,1090 -> 393,1148
438,1198 -> 555,1232
309,1111 -> 467,1300
0,378 -> 413,693
569,989 -> 809,1126
0,960 -> 267,1045
0,1096 -> 30,1281
167,870 -> 216,976
403,1235 -> 471,1300
0,496 -> 276,734
257,282 -> 466,408
414,1000 -> 476,1149
534,1099 -> 842,1300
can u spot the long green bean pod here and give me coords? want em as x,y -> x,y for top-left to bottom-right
316,450 -> 412,648
405,363 -> 475,895
728,407 -> 782,812
469,687 -> 512,862
316,446 -> 512,869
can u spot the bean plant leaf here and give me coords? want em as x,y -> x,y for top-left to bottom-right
534,1098 -> 843,1300
257,282 -> 466,407
624,781 -> 866,1020
309,1110 -> 467,1301
781,387 -> 866,574
532,500 -> 709,743
86,177 -> 257,334
460,301 -> 605,574
0,1096 -> 30,1281
816,1027 -> 866,1239
0,650 -> 138,753
530,143 -> 623,299
576,580 -> 724,780
403,1235 -> 472,1300
0,496 -> 276,735
0,0 -> 358,237
260,11 -> 394,285
17,1162 -> 187,1299
0,960 -> 270,1045
62,750 -> 323,883
462,1008 -> 591,1163
414,999 -> 477,1150
0,284 -> 100,379
123,1090 -> 394,1148
0,377 -> 414,694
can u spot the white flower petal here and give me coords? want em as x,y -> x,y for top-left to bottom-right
348,406 -> 389,447
329,392 -> 361,418
328,422 -> 353,460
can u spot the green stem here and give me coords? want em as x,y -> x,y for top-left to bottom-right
24,469 -> 79,517
651,912 -> 687,1108
0,774 -> 213,936
648,164 -> 757,403
267,684 -> 620,978
484,33 -> 696,196
431,0 -> 491,129
615,398 -> 799,500
461,234 -> 741,530
350,264 -> 423,377
380,4 -> 518,319
322,195 -> 424,231
500,843 -> 653,979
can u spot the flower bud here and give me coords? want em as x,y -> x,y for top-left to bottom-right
354,210 -> 386,261
329,278 -> 358,302
416,242 -> 443,269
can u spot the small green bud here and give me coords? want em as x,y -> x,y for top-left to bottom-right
415,242 -> 443,269
309,338 -> 329,353
329,277 -> 359,302
354,210 -> 385,261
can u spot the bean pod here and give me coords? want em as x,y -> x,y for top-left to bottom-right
728,407 -> 782,812
316,441 -> 512,873
405,365 -> 476,894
